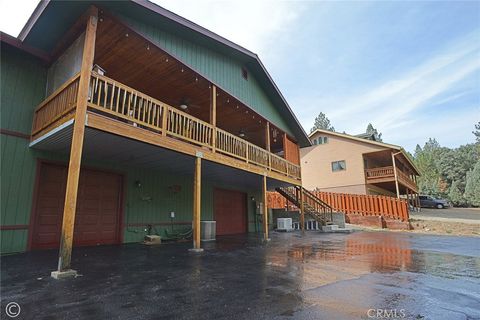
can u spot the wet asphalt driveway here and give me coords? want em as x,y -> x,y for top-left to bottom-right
1,231 -> 479,320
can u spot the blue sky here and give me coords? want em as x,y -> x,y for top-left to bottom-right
1,1 -> 479,152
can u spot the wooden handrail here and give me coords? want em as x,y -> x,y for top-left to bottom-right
216,128 -> 247,160
365,166 -> 417,191
365,166 -> 394,178
32,71 -> 301,180
34,73 -> 80,112
32,74 -> 81,136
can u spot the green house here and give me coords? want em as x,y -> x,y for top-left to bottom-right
0,1 -> 310,274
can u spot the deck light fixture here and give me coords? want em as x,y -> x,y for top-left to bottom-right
180,104 -> 188,110
238,130 -> 246,138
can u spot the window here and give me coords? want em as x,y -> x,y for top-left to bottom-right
312,136 -> 328,145
332,160 -> 346,172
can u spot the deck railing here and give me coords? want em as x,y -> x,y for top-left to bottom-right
31,72 -> 300,179
216,129 -> 247,160
31,72 -> 301,179
32,73 -> 80,137
365,166 -> 394,179
396,169 -> 417,192
365,166 -> 417,192
166,107 -> 213,147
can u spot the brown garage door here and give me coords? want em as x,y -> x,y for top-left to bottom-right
31,163 -> 122,249
214,188 -> 247,235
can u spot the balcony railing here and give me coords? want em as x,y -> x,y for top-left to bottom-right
32,73 -> 80,137
31,72 -> 301,181
365,166 -> 417,191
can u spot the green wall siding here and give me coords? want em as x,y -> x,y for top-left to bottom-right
116,12 -> 295,137
1,44 -> 49,254
1,45 -> 47,134
122,166 -> 262,243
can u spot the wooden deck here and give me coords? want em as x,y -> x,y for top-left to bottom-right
31,72 -> 301,183
365,166 -> 417,192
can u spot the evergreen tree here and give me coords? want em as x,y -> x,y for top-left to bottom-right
310,112 -> 335,133
474,122 -> 480,143
448,180 -> 466,207
413,138 -> 444,197
366,123 -> 383,141
464,160 -> 480,206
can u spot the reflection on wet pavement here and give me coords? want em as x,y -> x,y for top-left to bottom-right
267,232 -> 480,319
1,231 -> 479,319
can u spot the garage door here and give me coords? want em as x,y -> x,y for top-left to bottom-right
214,188 -> 247,235
31,163 -> 122,249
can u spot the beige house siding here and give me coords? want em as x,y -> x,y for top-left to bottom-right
300,131 -> 387,193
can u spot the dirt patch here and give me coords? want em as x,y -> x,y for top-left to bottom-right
409,219 -> 480,237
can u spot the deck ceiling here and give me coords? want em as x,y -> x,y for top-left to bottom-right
363,150 -> 416,175
368,181 -> 410,195
93,15 -> 284,150
30,122 -> 289,190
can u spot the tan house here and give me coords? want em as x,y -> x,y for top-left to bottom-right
301,129 -> 420,204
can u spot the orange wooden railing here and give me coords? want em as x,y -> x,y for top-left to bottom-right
396,169 -> 418,192
32,73 -> 80,138
76,72 -> 300,179
31,72 -> 301,180
268,191 -> 409,222
365,166 -> 417,192
365,166 -> 394,179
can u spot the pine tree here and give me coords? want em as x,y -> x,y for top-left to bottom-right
473,122 -> 480,143
366,123 -> 383,141
310,112 -> 335,133
448,180 -> 466,207
464,160 -> 480,206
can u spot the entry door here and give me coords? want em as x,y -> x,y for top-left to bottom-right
214,188 -> 247,235
31,163 -> 123,249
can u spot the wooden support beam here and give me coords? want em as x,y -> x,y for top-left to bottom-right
55,11 -> 98,274
391,152 -> 400,198
300,188 -> 305,233
265,122 -> 270,152
192,156 -> 202,250
262,175 -> 269,241
210,85 -> 217,152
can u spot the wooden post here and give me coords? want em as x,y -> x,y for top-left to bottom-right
191,156 -> 202,251
300,188 -> 305,233
265,122 -> 270,152
210,85 -> 216,152
391,152 -> 400,198
262,175 -> 269,241
54,12 -> 98,276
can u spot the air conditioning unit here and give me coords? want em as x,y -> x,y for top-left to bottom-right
201,220 -> 216,241
277,218 -> 293,231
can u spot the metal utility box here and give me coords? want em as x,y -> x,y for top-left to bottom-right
277,218 -> 293,231
201,220 -> 216,241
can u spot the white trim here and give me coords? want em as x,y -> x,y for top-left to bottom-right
29,119 -> 74,147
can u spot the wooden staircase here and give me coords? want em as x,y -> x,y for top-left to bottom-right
276,186 -> 334,226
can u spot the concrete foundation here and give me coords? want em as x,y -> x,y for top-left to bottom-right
51,269 -> 78,279
332,212 -> 346,228
188,248 -> 204,253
